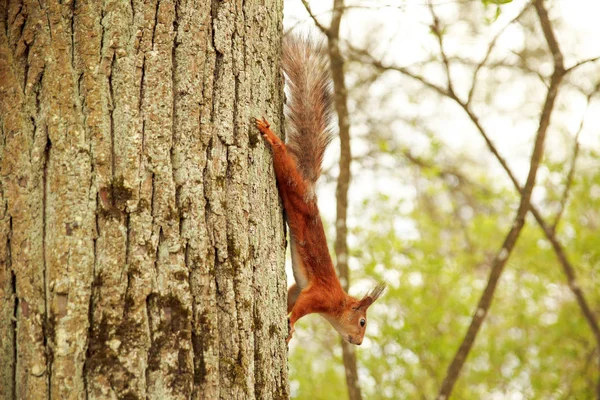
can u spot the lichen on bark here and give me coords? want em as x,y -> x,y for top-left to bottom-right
0,0 -> 289,399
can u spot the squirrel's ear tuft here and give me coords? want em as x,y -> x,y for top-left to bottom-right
359,282 -> 386,309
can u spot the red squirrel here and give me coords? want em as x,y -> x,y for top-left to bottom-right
255,36 -> 385,345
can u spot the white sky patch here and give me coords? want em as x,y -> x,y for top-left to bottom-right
285,0 -> 600,210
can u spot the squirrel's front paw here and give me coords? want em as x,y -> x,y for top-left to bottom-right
253,117 -> 270,135
253,117 -> 275,145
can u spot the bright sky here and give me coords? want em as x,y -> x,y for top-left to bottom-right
283,0 -> 600,228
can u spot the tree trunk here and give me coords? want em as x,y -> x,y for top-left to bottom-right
327,1 -> 362,399
0,0 -> 288,399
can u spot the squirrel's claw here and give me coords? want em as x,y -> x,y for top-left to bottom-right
286,318 -> 295,344
254,117 -> 270,131
286,329 -> 294,344
254,117 -> 275,145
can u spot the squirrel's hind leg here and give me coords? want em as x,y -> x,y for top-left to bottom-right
287,287 -> 327,342
287,283 -> 301,314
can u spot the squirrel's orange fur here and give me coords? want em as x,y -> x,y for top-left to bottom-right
255,36 -> 385,345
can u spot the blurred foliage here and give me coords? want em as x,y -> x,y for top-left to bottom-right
290,149 -> 600,399
482,0 -> 513,22
286,0 -> 600,398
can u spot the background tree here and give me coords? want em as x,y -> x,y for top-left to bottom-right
0,1 -> 289,399
297,0 -> 364,398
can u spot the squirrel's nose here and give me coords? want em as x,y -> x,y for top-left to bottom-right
348,335 -> 363,345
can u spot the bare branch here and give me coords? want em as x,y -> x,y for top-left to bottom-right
468,3 -> 532,104
445,56 -> 549,84
438,1 -> 597,397
551,106 -> 586,232
350,45 -> 452,97
457,78 -> 600,400
300,0 -> 330,36
565,55 -> 600,74
438,63 -> 560,400
427,1 -> 455,95
510,49 -> 550,88
399,148 -> 492,197
534,0 -> 564,72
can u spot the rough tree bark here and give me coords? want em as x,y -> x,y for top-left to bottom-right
0,0 -> 289,399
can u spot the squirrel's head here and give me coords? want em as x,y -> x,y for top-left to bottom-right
322,282 -> 386,345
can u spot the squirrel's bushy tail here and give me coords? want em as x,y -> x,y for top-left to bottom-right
282,34 -> 334,187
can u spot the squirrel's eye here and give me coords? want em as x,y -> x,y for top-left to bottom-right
360,318 -> 366,327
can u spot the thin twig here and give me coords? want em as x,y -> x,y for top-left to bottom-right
400,149 -> 490,195
467,2 -> 532,104
300,0 -> 330,36
450,56 -> 549,83
350,45 -> 452,97
551,107 -> 585,232
427,1 -> 455,95
565,56 -> 600,74
510,49 -> 549,88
